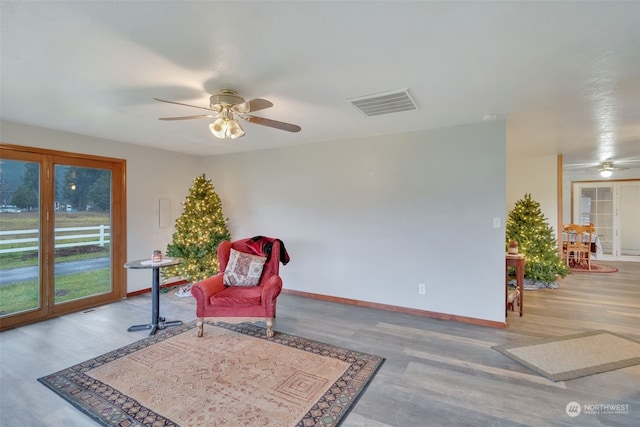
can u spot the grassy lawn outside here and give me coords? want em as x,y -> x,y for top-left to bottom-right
0,211 -> 110,231
0,269 -> 111,316
1,211 -> 112,316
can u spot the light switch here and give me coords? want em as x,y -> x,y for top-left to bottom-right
493,217 -> 501,228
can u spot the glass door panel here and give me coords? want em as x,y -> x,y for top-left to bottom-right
53,165 -> 112,305
619,183 -> 640,258
595,187 -> 614,255
576,184 -> 614,256
0,159 -> 42,317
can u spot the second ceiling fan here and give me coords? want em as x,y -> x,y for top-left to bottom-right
154,89 -> 301,139
589,161 -> 629,177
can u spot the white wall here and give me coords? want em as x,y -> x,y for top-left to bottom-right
1,120 -> 199,292
506,154 -> 559,237
202,121 -> 507,323
1,119 -> 509,323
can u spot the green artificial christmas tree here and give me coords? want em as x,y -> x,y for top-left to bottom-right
162,174 -> 231,284
506,193 -> 569,284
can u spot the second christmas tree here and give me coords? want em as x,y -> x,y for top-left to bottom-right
506,194 -> 569,284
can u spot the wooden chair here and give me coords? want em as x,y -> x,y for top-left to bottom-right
564,224 -> 594,270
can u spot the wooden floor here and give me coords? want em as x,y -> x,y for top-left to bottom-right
1,261 -> 638,426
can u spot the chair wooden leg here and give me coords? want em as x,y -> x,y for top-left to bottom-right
197,318 -> 204,337
265,318 -> 274,338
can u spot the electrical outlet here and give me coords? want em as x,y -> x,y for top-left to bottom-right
418,283 -> 426,295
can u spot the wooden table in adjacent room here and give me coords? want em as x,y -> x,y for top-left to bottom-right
125,257 -> 183,335
506,253 -> 525,317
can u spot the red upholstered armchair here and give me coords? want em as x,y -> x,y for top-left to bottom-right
191,237 -> 284,337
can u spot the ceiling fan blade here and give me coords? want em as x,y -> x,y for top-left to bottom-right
234,98 -> 274,114
244,115 -> 301,132
159,114 -> 215,121
247,98 -> 273,112
154,98 -> 216,112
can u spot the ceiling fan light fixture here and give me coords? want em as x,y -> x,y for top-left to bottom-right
209,117 -> 245,139
226,119 -> 245,139
600,169 -> 613,178
210,117 -> 226,138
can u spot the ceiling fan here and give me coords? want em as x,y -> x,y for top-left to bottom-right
565,159 -> 636,173
585,161 -> 629,177
154,89 -> 301,139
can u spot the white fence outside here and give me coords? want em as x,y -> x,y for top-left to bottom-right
0,225 -> 110,254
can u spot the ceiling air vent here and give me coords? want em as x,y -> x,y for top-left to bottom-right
348,89 -> 418,117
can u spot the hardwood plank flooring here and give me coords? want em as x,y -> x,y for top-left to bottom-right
1,261 -> 638,426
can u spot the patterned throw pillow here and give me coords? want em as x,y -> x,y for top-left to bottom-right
223,248 -> 267,287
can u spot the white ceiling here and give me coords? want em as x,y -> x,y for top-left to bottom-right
1,1 -> 639,169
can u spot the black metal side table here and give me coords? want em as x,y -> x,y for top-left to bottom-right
124,257 -> 183,335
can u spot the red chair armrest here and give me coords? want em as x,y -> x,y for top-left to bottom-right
191,273 -> 225,305
261,275 -> 283,301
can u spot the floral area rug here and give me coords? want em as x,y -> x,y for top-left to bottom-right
38,321 -> 384,427
570,263 -> 618,273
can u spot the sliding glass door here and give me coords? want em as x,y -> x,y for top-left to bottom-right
0,145 -> 126,330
